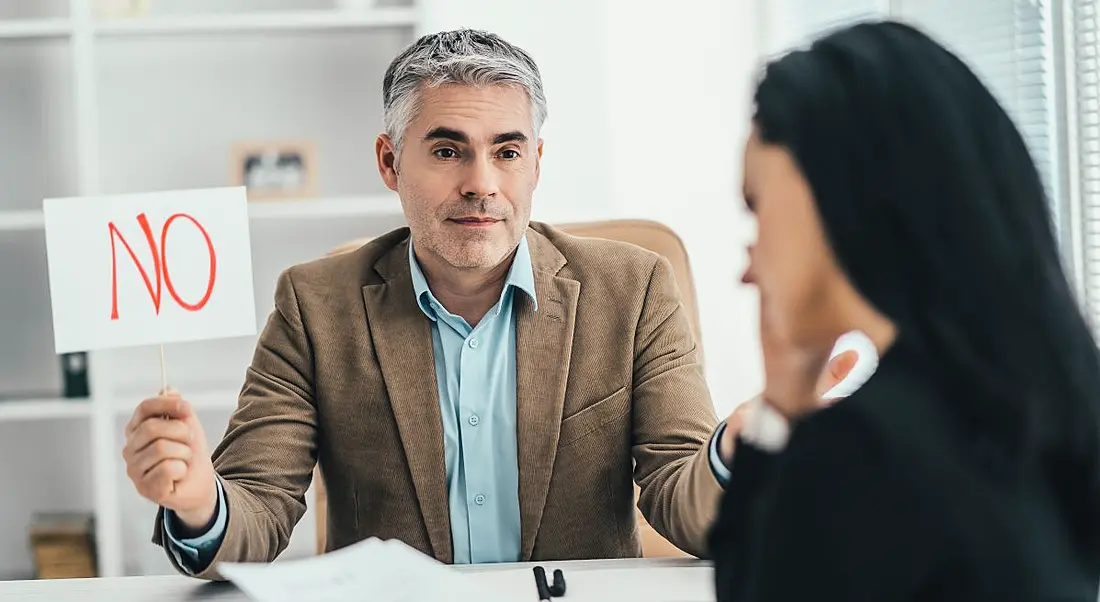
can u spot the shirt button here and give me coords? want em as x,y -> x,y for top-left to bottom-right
474,494 -> 486,505
468,414 -> 479,426
468,338 -> 479,349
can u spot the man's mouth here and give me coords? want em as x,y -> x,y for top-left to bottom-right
449,217 -> 501,227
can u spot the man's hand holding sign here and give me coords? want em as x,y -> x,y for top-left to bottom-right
123,391 -> 219,533
43,186 -> 256,531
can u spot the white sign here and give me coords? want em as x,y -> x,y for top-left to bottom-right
43,186 -> 257,354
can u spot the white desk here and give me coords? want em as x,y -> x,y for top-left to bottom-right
0,557 -> 715,601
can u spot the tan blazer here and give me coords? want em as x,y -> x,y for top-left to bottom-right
152,221 -> 724,580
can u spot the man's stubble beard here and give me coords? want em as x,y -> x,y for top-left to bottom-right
404,187 -> 530,270
420,221 -> 521,270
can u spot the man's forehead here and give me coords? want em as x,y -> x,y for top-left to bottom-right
410,83 -> 533,140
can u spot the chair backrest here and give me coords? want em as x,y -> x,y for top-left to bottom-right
553,219 -> 704,363
313,219 -> 700,557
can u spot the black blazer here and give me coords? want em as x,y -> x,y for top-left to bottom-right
708,339 -> 1100,601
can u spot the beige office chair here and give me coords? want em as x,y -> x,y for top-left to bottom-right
314,219 -> 703,558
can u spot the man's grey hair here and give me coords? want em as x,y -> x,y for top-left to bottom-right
382,28 -> 548,152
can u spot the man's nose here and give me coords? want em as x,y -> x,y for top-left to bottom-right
459,155 -> 500,200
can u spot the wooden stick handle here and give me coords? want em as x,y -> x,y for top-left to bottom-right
158,344 -> 168,394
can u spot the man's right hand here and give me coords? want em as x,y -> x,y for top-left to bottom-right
122,390 -> 218,535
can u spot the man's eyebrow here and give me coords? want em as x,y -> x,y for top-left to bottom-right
493,131 -> 527,144
423,127 -> 468,143
422,128 -> 528,145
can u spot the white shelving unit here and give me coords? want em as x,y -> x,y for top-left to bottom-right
0,398 -> 92,422
1,195 -> 401,230
0,19 -> 71,38
95,8 -> 417,35
0,0 -> 420,580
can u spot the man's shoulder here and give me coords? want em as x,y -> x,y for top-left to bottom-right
528,221 -> 664,280
281,226 -> 409,291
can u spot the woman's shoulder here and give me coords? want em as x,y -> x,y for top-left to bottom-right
783,363 -> 964,489
790,364 -> 994,553
813,339 -> 964,444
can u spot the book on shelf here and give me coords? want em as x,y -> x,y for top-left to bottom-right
61,352 -> 90,399
28,512 -> 97,579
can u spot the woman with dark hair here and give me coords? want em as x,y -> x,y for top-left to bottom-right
709,19 -> 1100,601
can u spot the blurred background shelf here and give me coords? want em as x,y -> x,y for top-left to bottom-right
0,19 -> 71,39
0,399 -> 90,422
247,194 -> 400,220
0,210 -> 45,231
0,195 -> 402,232
93,8 -> 417,36
112,387 -> 238,415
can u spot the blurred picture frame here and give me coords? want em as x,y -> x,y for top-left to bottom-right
229,140 -> 318,201
92,0 -> 148,19
336,0 -> 373,9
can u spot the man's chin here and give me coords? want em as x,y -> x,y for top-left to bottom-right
440,245 -> 510,270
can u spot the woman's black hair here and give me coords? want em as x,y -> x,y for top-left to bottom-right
752,19 -> 1100,551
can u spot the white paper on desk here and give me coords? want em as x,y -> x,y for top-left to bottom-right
218,537 -> 512,602
466,565 -> 716,602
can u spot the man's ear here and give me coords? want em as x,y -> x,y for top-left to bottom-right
534,138 -> 543,182
376,134 -> 399,192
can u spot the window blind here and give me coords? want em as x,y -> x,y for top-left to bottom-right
894,0 -> 1060,234
761,1 -> 1057,212
1070,0 -> 1100,331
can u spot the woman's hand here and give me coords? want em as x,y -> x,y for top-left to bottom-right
758,298 -> 833,420
718,301 -> 855,463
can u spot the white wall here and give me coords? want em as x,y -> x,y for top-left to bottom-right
605,0 -> 764,416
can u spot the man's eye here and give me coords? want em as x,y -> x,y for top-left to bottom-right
434,148 -> 458,159
500,149 -> 520,159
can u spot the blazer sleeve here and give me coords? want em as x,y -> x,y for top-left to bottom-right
709,405 -> 945,602
151,267 -> 319,581
630,255 -> 725,558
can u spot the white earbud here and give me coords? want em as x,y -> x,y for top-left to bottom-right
820,330 -> 880,401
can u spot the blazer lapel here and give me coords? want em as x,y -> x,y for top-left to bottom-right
516,231 -> 578,560
361,240 -> 452,563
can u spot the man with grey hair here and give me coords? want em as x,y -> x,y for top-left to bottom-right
123,29 -> 741,580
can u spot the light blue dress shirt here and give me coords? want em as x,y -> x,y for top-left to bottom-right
408,235 -> 533,564
164,235 -> 730,571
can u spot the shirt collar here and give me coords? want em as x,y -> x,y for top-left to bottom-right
408,234 -> 538,321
